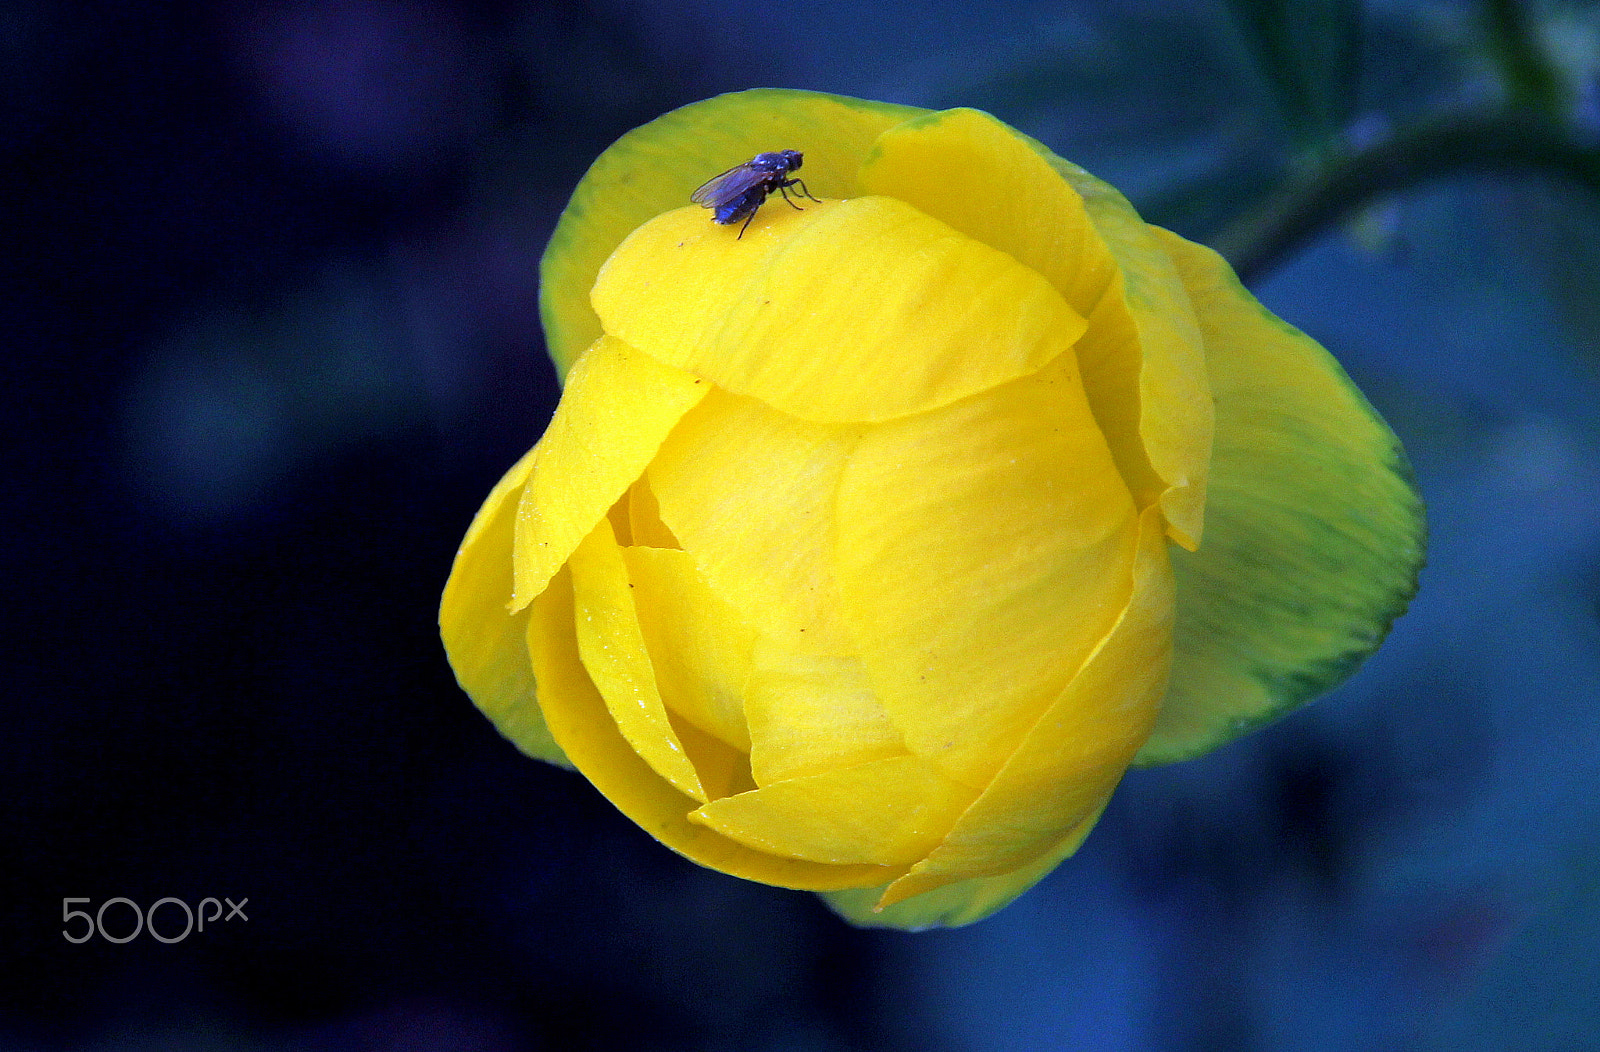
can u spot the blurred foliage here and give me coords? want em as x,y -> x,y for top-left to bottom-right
1222,0 -> 1365,151
899,0 -> 1600,298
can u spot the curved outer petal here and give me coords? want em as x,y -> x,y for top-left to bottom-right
568,516 -> 707,801
877,503 -> 1175,910
511,335 -> 709,610
821,799 -> 1108,930
856,109 -> 1120,317
644,390 -> 909,784
621,544 -> 755,753
647,387 -> 864,656
1135,231 -> 1425,766
834,351 -> 1138,790
853,106 -> 1212,548
592,199 -> 1086,423
439,445 -> 569,767
541,89 -> 925,379
1040,152 -> 1214,549
527,564 -> 902,891
688,754 -> 979,867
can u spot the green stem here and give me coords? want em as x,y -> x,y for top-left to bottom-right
1213,111 -> 1600,283
1484,0 -> 1565,111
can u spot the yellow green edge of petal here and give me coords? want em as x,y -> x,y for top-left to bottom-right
1132,235 -> 1426,767
539,89 -> 927,382
1137,459 -> 1424,766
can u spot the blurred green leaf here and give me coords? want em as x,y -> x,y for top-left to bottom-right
1507,176 -> 1600,369
1483,0 -> 1567,110
904,10 -> 1278,200
1222,0 -> 1365,149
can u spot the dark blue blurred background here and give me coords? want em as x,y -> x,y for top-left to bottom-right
7,0 -> 1599,1048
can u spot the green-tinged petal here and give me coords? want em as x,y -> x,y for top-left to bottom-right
880,505 -> 1174,908
1042,153 -> 1214,548
1135,230 -> 1424,766
690,756 -> 979,867
528,566 -> 898,891
835,351 -> 1138,789
592,198 -> 1086,423
621,544 -> 755,753
511,335 -> 708,610
541,89 -> 924,379
742,642 -> 904,786
648,388 -> 862,655
568,516 -> 706,801
822,801 -> 1107,930
440,445 -> 569,767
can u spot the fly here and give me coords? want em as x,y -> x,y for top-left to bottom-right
691,150 -> 820,238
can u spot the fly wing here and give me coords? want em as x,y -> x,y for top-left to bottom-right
691,163 -> 766,208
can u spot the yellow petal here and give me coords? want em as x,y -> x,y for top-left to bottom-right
858,107 -> 1211,547
527,565 -> 896,891
591,197 -> 1086,422
821,800 -> 1107,929
647,388 -> 862,655
670,714 -> 755,802
1135,230 -> 1425,765
1046,156 -> 1214,548
568,515 -> 706,801
624,475 -> 680,550
856,107 -> 1118,332
511,335 -> 708,611
541,89 -> 924,379
439,445 -> 569,767
835,351 -> 1139,789
690,755 -> 979,867
879,503 -> 1174,908
742,641 -> 904,786
621,544 -> 755,753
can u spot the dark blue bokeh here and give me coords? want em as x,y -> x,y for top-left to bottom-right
7,0 -> 1599,1048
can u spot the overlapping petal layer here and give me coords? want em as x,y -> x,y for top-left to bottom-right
568,516 -> 706,801
440,445 -> 568,767
541,90 -> 923,377
647,389 -> 863,656
442,87 -> 1424,930
510,335 -> 708,610
527,563 -> 902,891
690,755 -> 979,867
1135,232 -> 1425,763
621,544 -> 754,753
835,352 -> 1137,789
879,504 -> 1175,907
593,199 -> 1086,423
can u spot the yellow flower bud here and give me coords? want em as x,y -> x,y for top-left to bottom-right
441,91 -> 1424,929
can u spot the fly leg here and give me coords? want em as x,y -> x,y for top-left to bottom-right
775,182 -> 807,211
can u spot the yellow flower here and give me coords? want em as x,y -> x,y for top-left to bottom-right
440,90 -> 1425,929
